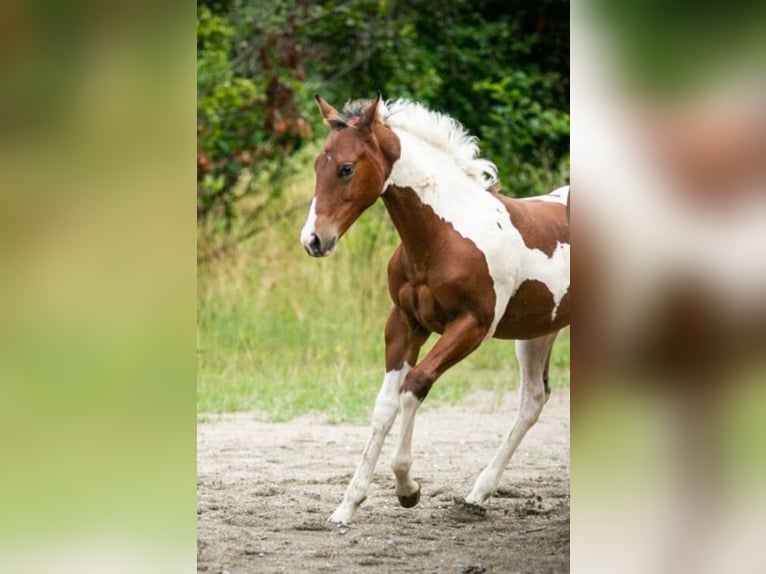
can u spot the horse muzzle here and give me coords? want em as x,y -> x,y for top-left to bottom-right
303,232 -> 337,257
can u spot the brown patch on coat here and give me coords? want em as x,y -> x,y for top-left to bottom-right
497,195 -> 570,257
494,282 -> 570,340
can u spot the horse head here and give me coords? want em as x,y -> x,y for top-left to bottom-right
300,93 -> 400,257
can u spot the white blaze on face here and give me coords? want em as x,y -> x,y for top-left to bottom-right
300,197 -> 318,248
384,130 -> 570,335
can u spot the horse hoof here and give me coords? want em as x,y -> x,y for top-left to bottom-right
398,488 -> 421,508
328,506 -> 353,525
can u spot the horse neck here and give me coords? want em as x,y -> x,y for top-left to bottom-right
380,129 -> 491,257
380,184 -> 438,258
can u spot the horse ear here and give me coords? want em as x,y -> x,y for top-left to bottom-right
315,95 -> 345,128
358,92 -> 382,133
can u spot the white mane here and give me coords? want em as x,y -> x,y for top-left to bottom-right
380,99 -> 498,191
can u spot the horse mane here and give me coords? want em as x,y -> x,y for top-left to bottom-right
339,98 -> 499,192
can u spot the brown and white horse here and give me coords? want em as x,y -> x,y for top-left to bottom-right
300,94 -> 570,525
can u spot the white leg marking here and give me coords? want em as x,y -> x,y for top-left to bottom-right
329,364 -> 410,524
466,333 -> 557,505
391,391 -> 421,500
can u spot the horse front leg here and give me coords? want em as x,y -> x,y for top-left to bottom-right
329,307 -> 427,525
391,313 -> 488,507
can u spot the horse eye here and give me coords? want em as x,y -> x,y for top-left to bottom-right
338,164 -> 355,179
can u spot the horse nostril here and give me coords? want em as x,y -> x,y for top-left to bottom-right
308,233 -> 322,256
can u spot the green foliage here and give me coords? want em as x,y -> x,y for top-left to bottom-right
300,0 -> 569,196
474,72 -> 570,196
197,3 -> 317,253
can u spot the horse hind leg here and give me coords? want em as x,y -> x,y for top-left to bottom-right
465,331 -> 559,506
543,342 -> 553,401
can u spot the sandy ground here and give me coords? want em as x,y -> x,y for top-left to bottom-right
197,390 -> 570,573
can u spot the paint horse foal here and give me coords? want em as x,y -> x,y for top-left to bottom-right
300,94 -> 570,525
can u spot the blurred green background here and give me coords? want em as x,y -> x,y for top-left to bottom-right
197,0 -> 571,420
0,2 -> 194,571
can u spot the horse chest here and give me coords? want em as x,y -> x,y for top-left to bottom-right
396,282 -> 447,334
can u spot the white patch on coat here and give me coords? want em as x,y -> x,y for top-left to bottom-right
383,126 -> 570,334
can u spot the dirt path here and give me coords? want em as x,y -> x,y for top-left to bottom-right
197,390 -> 569,573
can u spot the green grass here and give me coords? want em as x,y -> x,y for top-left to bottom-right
197,154 -> 569,422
